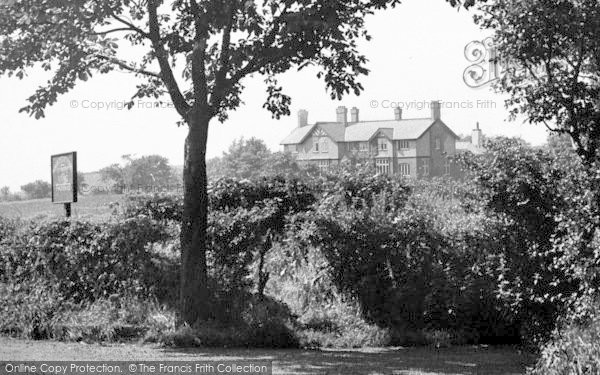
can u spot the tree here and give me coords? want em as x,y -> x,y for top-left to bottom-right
222,137 -> 272,179
0,186 -> 10,201
476,0 -> 600,296
77,172 -> 87,194
0,0 -> 473,325
212,138 -> 304,180
21,180 -> 51,199
100,154 -> 176,192
477,0 -> 600,167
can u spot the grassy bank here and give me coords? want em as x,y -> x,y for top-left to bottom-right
0,337 -> 534,375
0,194 -> 121,220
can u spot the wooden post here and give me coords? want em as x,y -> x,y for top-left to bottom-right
64,203 -> 71,218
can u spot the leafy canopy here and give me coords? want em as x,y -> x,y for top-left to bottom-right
476,0 -> 600,165
0,0 -> 410,123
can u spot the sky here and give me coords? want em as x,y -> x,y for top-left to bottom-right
0,0 -> 549,191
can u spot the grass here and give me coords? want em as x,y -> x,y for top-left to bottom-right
0,336 -> 534,374
0,194 -> 122,221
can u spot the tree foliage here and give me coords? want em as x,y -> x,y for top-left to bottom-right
100,154 -> 177,192
477,0 -> 600,167
20,180 -> 51,200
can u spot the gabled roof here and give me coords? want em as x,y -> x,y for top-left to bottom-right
317,122 -> 346,142
280,124 -> 316,145
281,117 -> 460,145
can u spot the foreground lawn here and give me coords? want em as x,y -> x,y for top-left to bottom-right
0,337 -> 534,375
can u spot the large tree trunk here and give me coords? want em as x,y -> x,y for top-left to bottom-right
180,114 -> 211,325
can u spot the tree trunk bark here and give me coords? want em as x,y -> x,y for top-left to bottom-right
180,113 -> 211,325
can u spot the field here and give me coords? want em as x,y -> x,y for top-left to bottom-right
0,337 -> 534,375
0,194 -> 123,221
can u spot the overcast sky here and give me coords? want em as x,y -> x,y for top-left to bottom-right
0,0 -> 548,190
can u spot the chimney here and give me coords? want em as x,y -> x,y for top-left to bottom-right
350,107 -> 359,123
394,107 -> 403,120
431,100 -> 441,121
472,121 -> 482,148
336,106 -> 348,125
297,109 -> 308,128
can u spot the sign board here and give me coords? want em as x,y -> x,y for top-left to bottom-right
51,152 -> 78,204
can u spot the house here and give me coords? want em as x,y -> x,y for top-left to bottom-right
456,122 -> 485,155
281,100 -> 471,178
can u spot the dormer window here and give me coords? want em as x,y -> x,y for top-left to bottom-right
397,140 -> 410,150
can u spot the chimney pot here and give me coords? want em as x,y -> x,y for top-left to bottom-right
350,107 -> 359,123
472,121 -> 483,148
431,100 -> 441,121
336,106 -> 348,125
298,109 -> 309,128
394,107 -> 403,120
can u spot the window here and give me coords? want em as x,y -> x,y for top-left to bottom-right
444,159 -> 451,175
378,138 -> 388,151
317,160 -> 330,172
359,142 -> 368,151
375,159 -> 390,174
435,138 -> 441,150
321,138 -> 329,153
397,140 -> 410,150
313,139 -> 320,153
398,163 -> 410,176
422,160 -> 430,176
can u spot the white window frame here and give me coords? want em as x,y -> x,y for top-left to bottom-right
397,140 -> 410,150
375,158 -> 390,174
317,159 -> 330,171
398,163 -> 410,176
378,138 -> 388,151
313,139 -> 320,153
359,142 -> 368,151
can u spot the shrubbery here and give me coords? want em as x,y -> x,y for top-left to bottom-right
528,299 -> 600,375
2,141 -> 599,359
0,218 -> 171,303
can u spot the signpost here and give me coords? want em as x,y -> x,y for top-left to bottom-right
51,152 -> 78,217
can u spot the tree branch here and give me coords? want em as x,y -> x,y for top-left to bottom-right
110,12 -> 150,38
226,4 -> 290,88
95,54 -> 161,78
209,1 -> 237,109
147,0 -> 191,119
189,0 -> 210,112
91,27 -> 139,36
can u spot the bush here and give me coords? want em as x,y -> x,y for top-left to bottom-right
292,175 -> 518,344
0,218 -> 171,303
528,301 -> 600,375
156,296 -> 299,348
458,138 -> 581,344
0,279 -> 64,339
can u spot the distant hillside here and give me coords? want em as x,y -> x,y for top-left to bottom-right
81,165 -> 183,194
